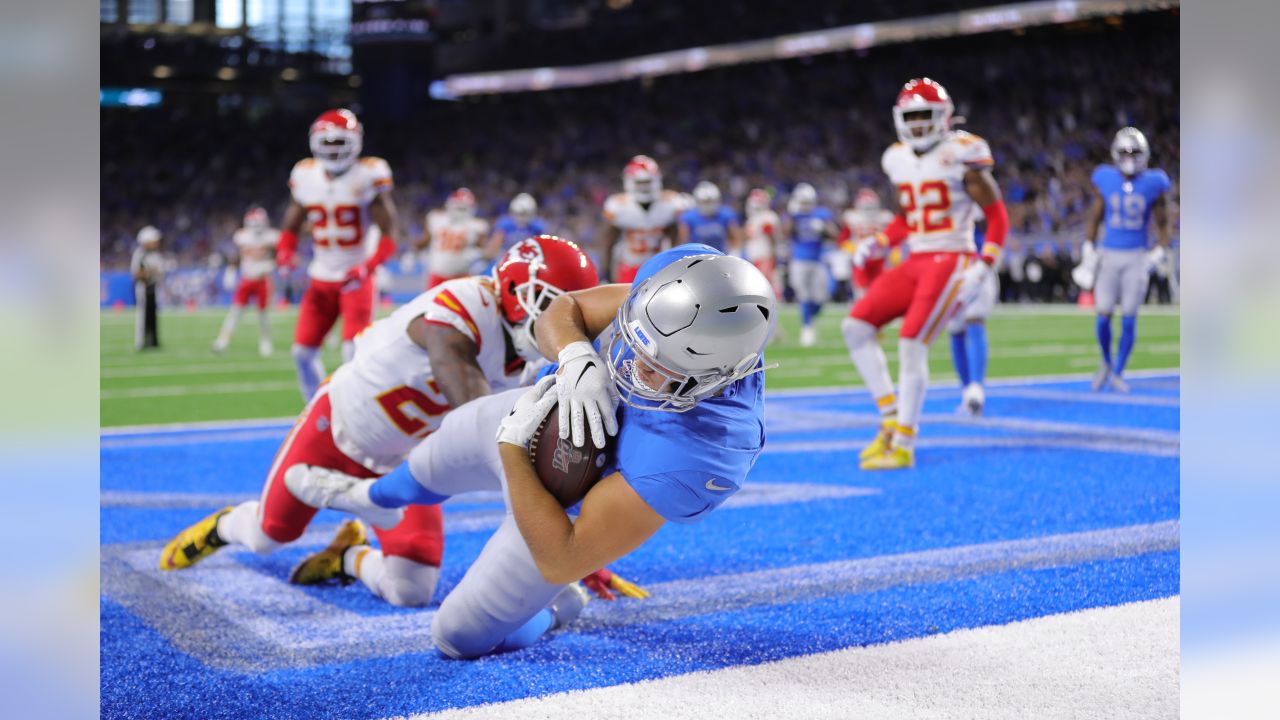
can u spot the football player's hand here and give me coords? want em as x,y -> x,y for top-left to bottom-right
496,376 -> 558,448
1144,245 -> 1168,275
555,341 -> 619,450
850,236 -> 886,269
582,568 -> 651,601
276,248 -> 296,270
956,260 -> 991,308
342,264 -> 370,293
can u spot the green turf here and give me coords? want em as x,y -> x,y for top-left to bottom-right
100,304 -> 1180,427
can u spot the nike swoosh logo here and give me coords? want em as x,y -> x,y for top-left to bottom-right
705,478 -> 733,492
575,361 -> 596,386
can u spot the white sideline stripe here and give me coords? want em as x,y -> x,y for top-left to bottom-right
403,597 -> 1179,720
992,387 -> 1180,408
102,362 -> 295,379
99,370 -> 1181,435
101,380 -> 299,399
100,520 -> 1176,673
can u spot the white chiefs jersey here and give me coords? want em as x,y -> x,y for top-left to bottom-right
881,130 -> 993,254
233,227 -> 278,280
328,276 -> 526,473
842,207 -> 894,241
289,156 -> 394,282
603,190 -> 680,266
743,209 -> 780,262
426,211 -> 489,277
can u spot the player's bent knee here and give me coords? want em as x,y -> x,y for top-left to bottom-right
841,316 -> 876,348
291,343 -> 318,362
380,557 -> 440,608
431,616 -> 489,660
240,525 -> 284,555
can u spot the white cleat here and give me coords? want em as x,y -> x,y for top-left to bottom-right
211,339 -> 228,355
1091,363 -> 1110,391
960,382 -> 985,417
799,325 -> 817,347
283,465 -> 406,530
1108,374 -> 1131,394
547,583 -> 591,631
259,338 -> 275,357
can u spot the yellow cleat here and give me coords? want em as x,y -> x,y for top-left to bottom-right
160,506 -> 233,571
859,424 -> 895,461
289,519 -> 369,586
860,446 -> 915,471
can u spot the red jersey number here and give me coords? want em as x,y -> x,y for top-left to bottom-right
896,181 -> 954,234
306,205 -> 363,248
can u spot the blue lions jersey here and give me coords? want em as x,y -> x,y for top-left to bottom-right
1092,165 -> 1171,250
493,214 -> 547,253
678,207 -> 739,252
788,207 -> 835,261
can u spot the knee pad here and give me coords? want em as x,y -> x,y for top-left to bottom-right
380,557 -> 440,608
841,316 -> 876,350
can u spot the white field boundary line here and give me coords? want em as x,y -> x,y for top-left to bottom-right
101,370 -> 1180,435
101,519 -> 1177,673
402,597 -> 1179,720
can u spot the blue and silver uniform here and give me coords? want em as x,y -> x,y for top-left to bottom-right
787,207 -> 835,262
493,214 -> 547,253
678,206 -> 739,253
1092,165 -> 1171,250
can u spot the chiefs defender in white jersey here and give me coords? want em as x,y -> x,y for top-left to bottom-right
277,109 -> 400,401
417,187 -> 490,289
159,236 -> 614,608
742,188 -> 782,297
212,207 -> 278,357
843,78 -> 1009,470
842,188 -> 895,301
601,155 -> 679,283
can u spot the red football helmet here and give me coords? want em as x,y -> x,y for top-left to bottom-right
244,206 -> 269,229
309,109 -> 363,174
854,188 -> 881,211
494,235 -> 600,361
893,78 -> 954,151
745,188 -> 771,215
446,187 -> 476,218
623,155 -> 662,203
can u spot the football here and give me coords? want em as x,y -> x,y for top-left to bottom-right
528,404 -> 614,507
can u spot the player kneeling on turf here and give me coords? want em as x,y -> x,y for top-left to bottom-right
287,247 -> 776,658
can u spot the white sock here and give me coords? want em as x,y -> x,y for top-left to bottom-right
842,317 -> 895,403
257,311 -> 271,344
341,340 -> 355,364
216,306 -> 242,346
292,344 -> 325,400
896,337 -> 930,449
214,501 -> 281,555
344,548 -> 439,607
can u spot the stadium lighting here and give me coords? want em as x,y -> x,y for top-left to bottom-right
281,68 -> 300,81
216,67 -> 237,81
152,65 -> 173,79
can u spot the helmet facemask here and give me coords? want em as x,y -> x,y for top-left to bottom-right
310,129 -> 361,175
893,105 -> 951,152
1111,128 -> 1150,176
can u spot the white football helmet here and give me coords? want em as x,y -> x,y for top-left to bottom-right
509,193 -> 537,224
244,206 -> 269,230
693,181 -> 721,216
788,183 -> 817,215
623,155 -> 662,203
745,188 -> 771,215
1111,127 -> 1150,176
136,225 -> 161,246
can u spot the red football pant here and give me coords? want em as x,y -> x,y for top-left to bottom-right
614,263 -> 640,284
849,251 -> 974,343
294,278 -> 375,348
232,277 -> 271,310
751,258 -> 780,298
852,258 -> 885,292
257,385 -> 444,567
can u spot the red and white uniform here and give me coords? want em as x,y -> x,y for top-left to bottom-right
425,211 -> 489,288
258,276 -> 524,569
743,208 -> 780,295
231,226 -> 277,309
843,205 -> 894,292
603,190 -> 679,283
330,276 -> 526,474
288,156 -> 394,345
850,131 -> 994,343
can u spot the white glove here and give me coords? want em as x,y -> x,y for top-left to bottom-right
850,236 -> 886,269
496,376 -> 559,448
555,341 -> 619,449
955,260 -> 991,309
1145,245 -> 1168,275
1072,241 -> 1101,290
399,251 -> 418,274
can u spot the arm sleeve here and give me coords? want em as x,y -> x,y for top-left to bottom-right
421,282 -> 487,349
624,470 -> 739,525
957,134 -> 994,167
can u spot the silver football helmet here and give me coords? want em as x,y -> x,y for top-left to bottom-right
1111,127 -> 1150,176
606,254 -> 777,412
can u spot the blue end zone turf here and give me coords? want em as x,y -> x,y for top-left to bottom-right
101,374 -> 1179,719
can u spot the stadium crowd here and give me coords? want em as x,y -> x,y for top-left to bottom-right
101,16 -> 1178,305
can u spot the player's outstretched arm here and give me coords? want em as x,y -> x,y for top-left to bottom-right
534,284 -> 631,360
277,200 -> 306,269
410,320 -> 491,408
498,437 -> 665,584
